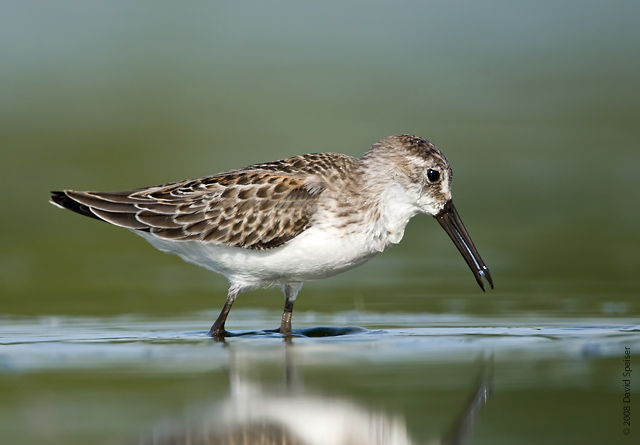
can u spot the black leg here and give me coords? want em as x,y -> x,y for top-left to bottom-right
280,298 -> 294,336
208,287 -> 239,337
279,283 -> 302,335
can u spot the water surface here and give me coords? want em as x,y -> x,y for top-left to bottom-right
1,312 -> 638,444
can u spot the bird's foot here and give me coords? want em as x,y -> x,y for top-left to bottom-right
207,326 -> 229,339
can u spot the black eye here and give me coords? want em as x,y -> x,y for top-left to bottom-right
427,169 -> 440,182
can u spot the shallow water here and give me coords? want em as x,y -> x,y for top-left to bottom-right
1,311 -> 638,444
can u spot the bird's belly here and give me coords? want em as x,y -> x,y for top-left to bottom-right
137,227 -> 380,289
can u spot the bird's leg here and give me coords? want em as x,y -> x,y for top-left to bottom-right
279,283 -> 302,335
280,298 -> 295,336
208,286 -> 239,338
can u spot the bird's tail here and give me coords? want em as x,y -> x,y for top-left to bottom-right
50,190 -> 103,222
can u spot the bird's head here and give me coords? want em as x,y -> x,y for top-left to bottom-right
366,134 -> 493,291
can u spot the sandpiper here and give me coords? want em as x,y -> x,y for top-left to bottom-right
50,135 -> 493,337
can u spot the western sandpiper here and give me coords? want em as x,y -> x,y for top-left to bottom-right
50,135 -> 493,337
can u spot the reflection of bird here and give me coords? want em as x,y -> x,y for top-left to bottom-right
136,376 -> 416,445
201,387 -> 415,445
50,135 -> 492,336
133,347 -> 492,445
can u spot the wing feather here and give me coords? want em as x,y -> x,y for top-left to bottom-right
48,154 -> 346,249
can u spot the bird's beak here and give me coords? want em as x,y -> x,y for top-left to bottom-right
435,200 -> 493,291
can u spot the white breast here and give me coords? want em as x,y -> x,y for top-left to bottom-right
137,224 -> 381,291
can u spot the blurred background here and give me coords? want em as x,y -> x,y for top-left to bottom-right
2,0 -> 639,317
1,1 -> 639,444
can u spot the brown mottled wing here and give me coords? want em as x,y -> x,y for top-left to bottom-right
50,164 -> 330,250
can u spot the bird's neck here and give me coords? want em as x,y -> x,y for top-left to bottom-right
354,158 -> 422,251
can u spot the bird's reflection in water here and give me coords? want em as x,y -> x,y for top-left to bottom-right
132,339 -> 491,445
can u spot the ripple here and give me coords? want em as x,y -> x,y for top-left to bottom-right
1,310 -> 639,372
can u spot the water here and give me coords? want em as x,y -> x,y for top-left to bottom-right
1,1 -> 639,444
2,312 -> 638,444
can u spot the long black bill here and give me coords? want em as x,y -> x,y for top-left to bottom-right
435,200 -> 494,291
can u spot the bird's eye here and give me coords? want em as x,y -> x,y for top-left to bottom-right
427,169 -> 440,182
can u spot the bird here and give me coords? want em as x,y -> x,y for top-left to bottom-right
50,134 -> 493,337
